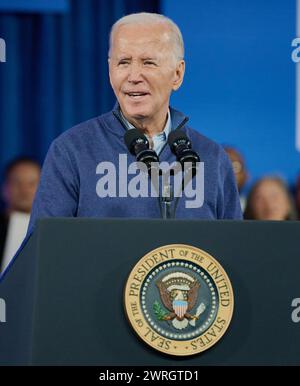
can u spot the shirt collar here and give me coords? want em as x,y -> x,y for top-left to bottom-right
119,109 -> 172,141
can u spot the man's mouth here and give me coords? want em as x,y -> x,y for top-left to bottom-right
124,91 -> 150,100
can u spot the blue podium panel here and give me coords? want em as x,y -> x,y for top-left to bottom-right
0,219 -> 300,365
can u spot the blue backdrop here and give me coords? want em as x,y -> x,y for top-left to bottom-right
0,0 -> 160,180
0,0 -> 299,190
0,0 -> 69,13
163,0 -> 299,188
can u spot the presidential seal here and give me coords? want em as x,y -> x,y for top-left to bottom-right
124,244 -> 234,356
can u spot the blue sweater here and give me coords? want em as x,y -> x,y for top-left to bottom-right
28,105 -> 242,234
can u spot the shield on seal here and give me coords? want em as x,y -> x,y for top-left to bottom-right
173,300 -> 188,318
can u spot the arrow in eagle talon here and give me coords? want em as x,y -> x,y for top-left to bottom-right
189,303 -> 206,326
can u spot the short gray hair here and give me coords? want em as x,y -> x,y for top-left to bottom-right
109,12 -> 184,61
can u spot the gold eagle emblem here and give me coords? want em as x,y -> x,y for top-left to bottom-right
155,272 -> 206,330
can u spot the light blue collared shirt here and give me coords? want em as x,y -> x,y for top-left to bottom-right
120,110 -> 172,155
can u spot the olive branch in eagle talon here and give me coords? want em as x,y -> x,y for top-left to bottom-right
153,301 -> 168,320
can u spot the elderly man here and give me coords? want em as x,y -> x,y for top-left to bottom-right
27,13 -> 242,235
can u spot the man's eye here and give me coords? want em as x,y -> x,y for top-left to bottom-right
118,60 -> 129,65
144,61 -> 156,66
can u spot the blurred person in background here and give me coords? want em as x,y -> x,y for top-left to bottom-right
295,174 -> 300,219
224,146 -> 248,212
0,157 -> 41,273
244,176 -> 297,220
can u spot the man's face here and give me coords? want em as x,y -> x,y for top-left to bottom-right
3,162 -> 40,213
109,23 -> 185,125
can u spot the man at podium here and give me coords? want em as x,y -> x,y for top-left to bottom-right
27,12 -> 242,236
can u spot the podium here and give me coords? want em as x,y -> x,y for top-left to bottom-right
0,218 -> 300,365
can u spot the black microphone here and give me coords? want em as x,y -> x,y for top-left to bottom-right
124,129 -> 159,173
168,130 -> 200,175
167,130 -> 200,219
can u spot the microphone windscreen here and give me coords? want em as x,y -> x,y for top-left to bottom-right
167,130 -> 188,147
124,129 -> 147,152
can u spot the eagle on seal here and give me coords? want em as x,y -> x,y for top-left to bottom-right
156,272 -> 201,329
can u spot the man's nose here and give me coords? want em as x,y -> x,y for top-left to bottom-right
127,63 -> 143,83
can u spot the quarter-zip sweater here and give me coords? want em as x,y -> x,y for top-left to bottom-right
27,105 -> 242,235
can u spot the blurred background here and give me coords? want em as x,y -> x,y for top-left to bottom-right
0,0 -> 299,227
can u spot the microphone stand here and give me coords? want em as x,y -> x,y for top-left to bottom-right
161,184 -> 174,219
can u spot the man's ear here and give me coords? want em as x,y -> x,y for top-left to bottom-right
108,58 -> 113,86
172,60 -> 185,91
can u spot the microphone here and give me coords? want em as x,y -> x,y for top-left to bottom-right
124,129 -> 159,173
167,130 -> 200,175
167,130 -> 200,219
